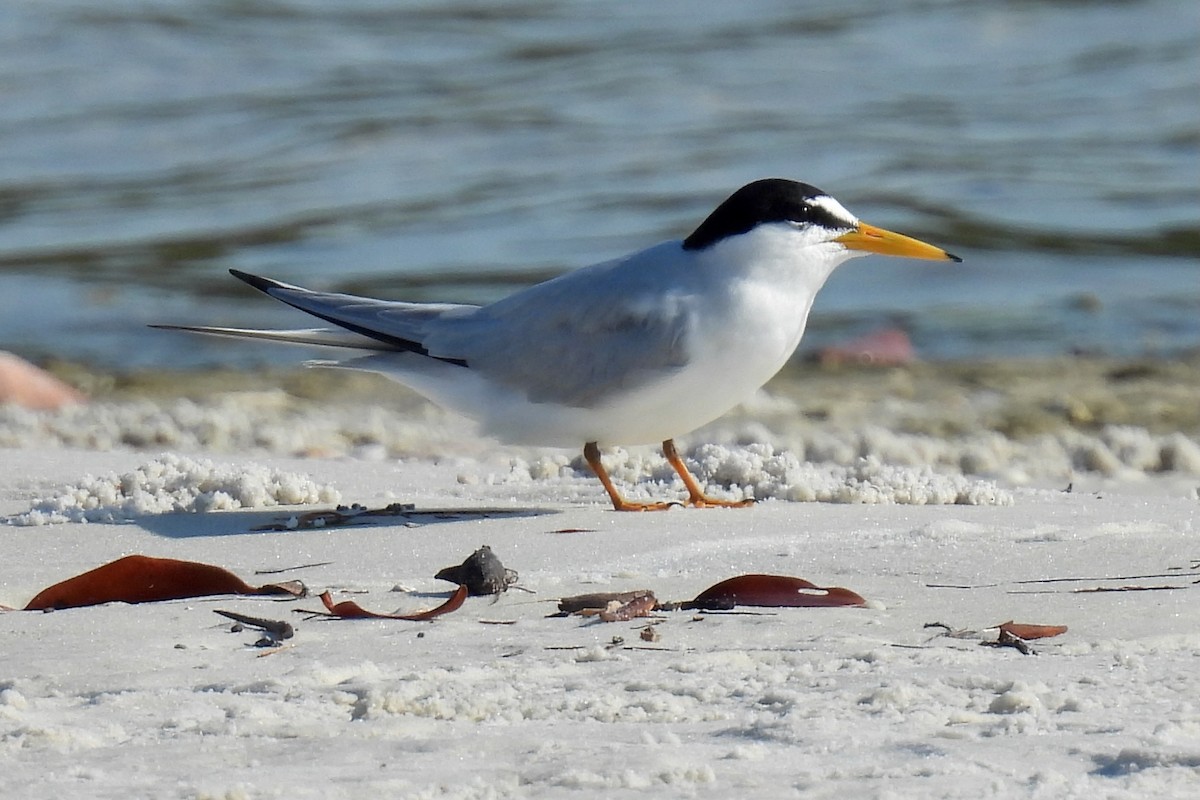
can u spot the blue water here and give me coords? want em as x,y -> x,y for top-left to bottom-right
1,0 -> 1197,368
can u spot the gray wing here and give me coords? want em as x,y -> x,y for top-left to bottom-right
422,249 -> 697,407
219,256 -> 696,408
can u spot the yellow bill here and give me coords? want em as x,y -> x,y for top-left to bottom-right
836,222 -> 961,262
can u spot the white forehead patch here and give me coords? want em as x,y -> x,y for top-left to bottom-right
809,195 -> 858,228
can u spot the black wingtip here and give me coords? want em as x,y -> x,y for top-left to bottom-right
228,268 -> 281,293
946,252 -> 963,263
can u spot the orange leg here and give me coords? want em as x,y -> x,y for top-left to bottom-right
584,441 -> 678,511
661,439 -> 755,508
582,440 -> 755,511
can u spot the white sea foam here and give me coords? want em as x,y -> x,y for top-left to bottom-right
6,453 -> 340,526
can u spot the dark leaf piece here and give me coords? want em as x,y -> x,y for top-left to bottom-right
24,555 -> 305,611
684,574 -> 866,610
434,546 -> 518,596
311,585 -> 468,621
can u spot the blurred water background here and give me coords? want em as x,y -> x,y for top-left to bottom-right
1,0 -> 1197,370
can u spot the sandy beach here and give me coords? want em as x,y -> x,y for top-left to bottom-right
2,357 -> 1199,799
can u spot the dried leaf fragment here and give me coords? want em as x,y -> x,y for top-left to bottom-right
24,555 -> 305,611
557,590 -> 655,615
983,628 -> 1035,655
684,574 -> 865,610
996,621 -> 1068,640
311,585 -> 468,621
598,591 -> 657,622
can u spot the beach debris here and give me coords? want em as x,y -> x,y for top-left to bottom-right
640,624 -> 661,642
22,555 -> 306,611
598,591 -> 657,622
924,620 -> 1067,654
434,546 -> 518,596
251,503 -> 553,531
981,621 -> 1069,656
929,567 -> 1198,593
557,590 -> 656,615
298,585 -> 468,621
996,621 -> 1068,640
1071,585 -> 1185,593
817,326 -> 914,367
682,574 -> 866,610
555,575 -> 864,619
251,502 -> 416,530
214,609 -> 295,646
253,561 -> 334,575
982,628 -> 1036,656
923,621 -> 976,639
0,351 -> 86,410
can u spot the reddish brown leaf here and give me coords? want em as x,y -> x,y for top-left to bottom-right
997,621 -> 1068,640
24,555 -> 304,611
316,585 -> 468,621
558,590 -> 655,614
685,574 -> 866,610
598,592 -> 657,622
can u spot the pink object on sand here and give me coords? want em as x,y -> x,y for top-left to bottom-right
0,352 -> 86,410
818,327 -> 915,366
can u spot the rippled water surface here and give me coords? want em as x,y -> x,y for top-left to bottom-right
1,0 -> 1197,367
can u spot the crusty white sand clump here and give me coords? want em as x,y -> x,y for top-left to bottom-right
7,453 -> 341,526
686,443 -> 1014,505
496,443 -> 1013,506
5,398 -> 1198,486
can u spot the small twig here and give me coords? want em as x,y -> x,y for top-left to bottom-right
922,621 -> 978,639
981,628 -> 1034,655
1071,585 -> 1186,594
691,609 -> 779,616
621,646 -> 676,652
255,644 -> 294,658
254,561 -> 334,575
214,609 -> 294,643
931,571 -> 1196,591
1013,572 -> 1192,585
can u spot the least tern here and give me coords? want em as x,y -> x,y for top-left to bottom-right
156,178 -> 959,510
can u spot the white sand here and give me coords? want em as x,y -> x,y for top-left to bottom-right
2,428 -> 1199,799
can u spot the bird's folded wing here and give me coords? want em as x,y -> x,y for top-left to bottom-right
425,270 -> 695,408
